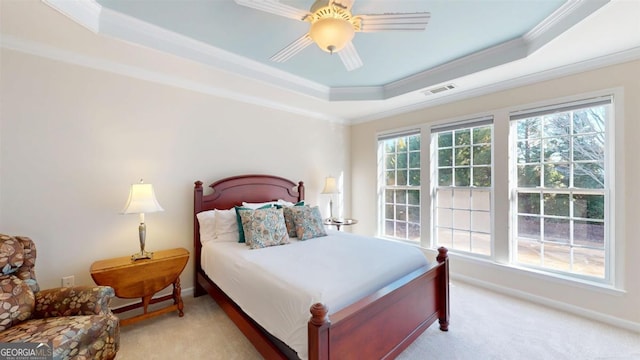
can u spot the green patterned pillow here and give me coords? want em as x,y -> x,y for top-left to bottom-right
235,204 -> 274,243
290,206 -> 327,240
239,207 -> 290,249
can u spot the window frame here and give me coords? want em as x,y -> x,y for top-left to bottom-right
377,130 -> 422,242
431,118 -> 494,257
509,95 -> 614,284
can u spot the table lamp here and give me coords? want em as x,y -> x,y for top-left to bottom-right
122,179 -> 164,261
321,176 -> 339,220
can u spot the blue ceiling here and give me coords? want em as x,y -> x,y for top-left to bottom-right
95,0 -> 566,88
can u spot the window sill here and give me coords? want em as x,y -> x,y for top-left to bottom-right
374,237 -> 624,296
445,251 -> 625,296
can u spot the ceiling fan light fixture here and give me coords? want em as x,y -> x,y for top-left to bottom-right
309,17 -> 355,53
235,0 -> 428,71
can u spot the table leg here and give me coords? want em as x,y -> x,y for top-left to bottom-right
173,276 -> 184,317
142,295 -> 151,314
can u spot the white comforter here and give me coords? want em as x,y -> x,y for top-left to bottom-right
201,230 -> 429,359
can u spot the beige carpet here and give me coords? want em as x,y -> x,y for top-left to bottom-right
116,282 -> 640,359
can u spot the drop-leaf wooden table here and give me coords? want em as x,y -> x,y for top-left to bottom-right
90,248 -> 189,326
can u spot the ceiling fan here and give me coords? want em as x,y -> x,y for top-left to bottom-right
234,0 -> 430,71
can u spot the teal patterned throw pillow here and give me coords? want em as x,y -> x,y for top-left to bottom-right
239,207 -> 290,249
235,204 -> 274,243
290,206 -> 327,240
281,201 -> 305,237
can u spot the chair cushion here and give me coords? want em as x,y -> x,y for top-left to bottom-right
0,234 -> 25,275
0,314 -> 119,359
14,236 -> 39,293
0,234 -> 39,293
0,275 -> 35,331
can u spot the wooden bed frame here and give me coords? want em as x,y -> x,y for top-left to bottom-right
193,174 -> 449,359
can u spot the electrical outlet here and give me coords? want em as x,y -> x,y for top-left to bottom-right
61,275 -> 74,287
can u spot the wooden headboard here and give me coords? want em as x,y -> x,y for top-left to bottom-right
193,174 -> 305,273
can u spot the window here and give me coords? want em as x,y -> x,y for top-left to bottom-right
510,96 -> 611,279
432,119 -> 493,255
376,92 -> 617,286
377,131 -> 421,241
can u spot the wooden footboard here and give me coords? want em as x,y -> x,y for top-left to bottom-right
308,247 -> 449,360
196,247 -> 449,360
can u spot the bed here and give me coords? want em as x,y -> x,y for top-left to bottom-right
193,174 -> 450,360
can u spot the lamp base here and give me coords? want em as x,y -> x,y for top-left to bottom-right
131,250 -> 153,261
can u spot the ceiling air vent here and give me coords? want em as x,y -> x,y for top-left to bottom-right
423,84 -> 456,96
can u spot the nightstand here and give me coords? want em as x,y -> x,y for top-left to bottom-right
324,218 -> 358,231
90,247 -> 189,326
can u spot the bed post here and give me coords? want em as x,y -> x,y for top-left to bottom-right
436,247 -> 450,331
297,181 -> 305,202
308,303 -> 329,360
194,181 -> 206,297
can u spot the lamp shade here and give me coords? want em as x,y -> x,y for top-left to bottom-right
309,17 -> 355,53
122,182 -> 164,214
321,176 -> 339,194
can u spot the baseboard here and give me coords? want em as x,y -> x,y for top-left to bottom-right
452,274 -> 640,333
179,286 -> 194,298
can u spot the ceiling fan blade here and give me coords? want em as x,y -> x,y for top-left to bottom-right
270,34 -> 314,63
357,12 -> 430,32
234,0 -> 310,21
338,41 -> 363,71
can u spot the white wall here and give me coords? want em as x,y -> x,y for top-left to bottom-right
0,2 -> 350,299
351,60 -> 640,330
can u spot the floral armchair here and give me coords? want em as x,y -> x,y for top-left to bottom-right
0,234 -> 119,359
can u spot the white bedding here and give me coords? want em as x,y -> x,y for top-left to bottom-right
201,230 -> 429,360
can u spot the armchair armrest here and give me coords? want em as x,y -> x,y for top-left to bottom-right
33,286 -> 115,319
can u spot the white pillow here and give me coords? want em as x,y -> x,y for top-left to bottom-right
196,210 -> 216,244
277,199 -> 295,207
213,209 -> 239,242
241,201 -> 278,210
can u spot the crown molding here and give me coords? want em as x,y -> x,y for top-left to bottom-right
349,46 -> 640,125
42,0 -> 101,32
43,0 -> 332,100
381,37 -> 529,100
97,7 -> 331,101
4,32 -> 636,126
329,86 -> 385,101
524,0 -> 610,53
29,0 -> 633,125
0,34 -> 346,124
377,0 -> 610,102
41,0 -> 609,103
